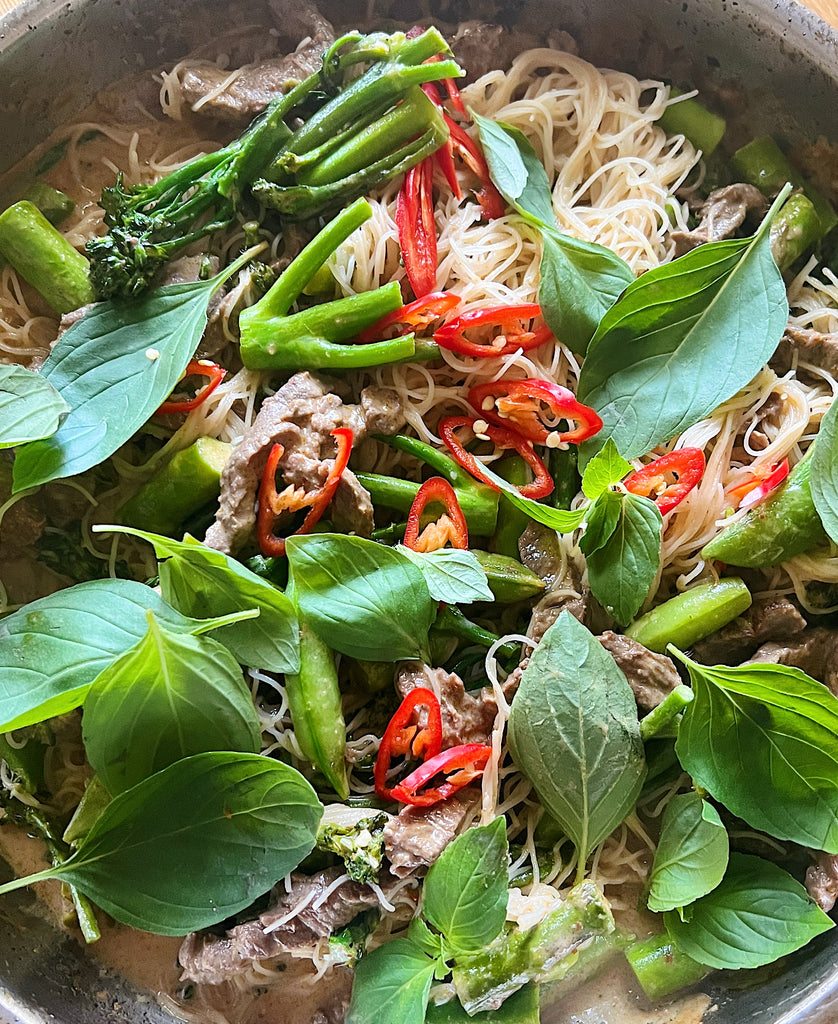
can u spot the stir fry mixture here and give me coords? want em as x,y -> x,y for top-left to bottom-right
3,9 -> 838,1024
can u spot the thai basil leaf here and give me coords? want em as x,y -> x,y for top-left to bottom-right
647,791 -> 729,914
0,751 -> 323,935
346,937 -> 440,1024
673,651 -> 838,852
397,545 -> 494,605
0,579 -> 242,732
12,249 -> 257,491
473,112 -> 634,352
83,612 -> 261,795
581,438 -> 632,500
586,492 -> 662,624
108,527 -> 299,673
286,533 -> 435,662
811,396 -> 838,544
472,458 -> 587,532
508,611 -> 646,879
664,853 -> 833,970
578,186 -> 792,463
423,818 -> 509,956
578,489 -> 621,557
0,364 -> 68,449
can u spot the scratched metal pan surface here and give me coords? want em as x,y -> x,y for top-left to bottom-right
1,0 -> 838,1020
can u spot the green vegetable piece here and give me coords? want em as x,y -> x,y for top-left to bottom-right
647,791 -> 729,913
663,853 -> 833,970
286,533 -> 435,662
0,751 -> 323,935
0,201 -> 94,314
471,550 -> 545,603
472,456 -> 588,534
625,577 -> 752,652
423,819 -> 509,957
672,650 -> 838,852
508,612 -> 646,880
432,604 -> 516,658
451,882 -> 615,1015
359,472 -> 499,536
547,444 -> 582,510
625,932 -> 710,1001
22,182 -> 75,225
425,984 -> 539,1024
770,192 -> 823,270
701,452 -> 826,568
578,185 -> 792,463
83,611 -> 261,795
656,89 -> 726,156
398,546 -> 494,605
811,397 -> 838,545
489,455 -> 531,557
119,437 -> 231,537
639,683 -> 694,741
63,775 -> 111,846
0,364 -> 68,449
285,610 -> 349,800
347,937 -> 440,1024
316,812 -> 387,884
0,730 -> 47,794
12,246 -> 259,492
732,135 -> 837,235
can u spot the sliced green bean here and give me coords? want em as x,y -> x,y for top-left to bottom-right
472,550 -> 545,603
639,684 -> 694,741
625,578 -> 752,653
625,932 -> 710,1001
657,88 -> 726,156
770,192 -> 822,270
490,456 -> 530,558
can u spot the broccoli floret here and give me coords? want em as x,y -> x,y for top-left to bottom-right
316,811 -> 388,884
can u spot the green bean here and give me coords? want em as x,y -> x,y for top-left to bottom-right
770,192 -> 822,270
22,183 -> 74,225
657,88 -> 726,156
357,472 -> 498,536
624,577 -> 752,653
546,444 -> 581,510
432,605 -> 518,658
472,550 -> 545,603
490,456 -> 530,558
625,932 -> 710,1001
639,684 -> 694,741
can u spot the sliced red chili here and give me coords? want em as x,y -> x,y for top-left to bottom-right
439,415 -> 554,500
355,292 -> 461,345
443,116 -> 506,220
468,378 -> 603,446
624,447 -> 706,515
256,427 -> 353,558
403,476 -> 469,552
397,156 -> 438,299
374,687 -> 443,800
390,743 -> 493,807
157,359 -> 226,415
434,304 -> 554,358
728,458 -> 790,510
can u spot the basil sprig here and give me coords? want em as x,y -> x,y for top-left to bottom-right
0,364 -> 68,449
397,545 -> 494,605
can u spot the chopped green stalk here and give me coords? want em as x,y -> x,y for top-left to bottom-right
639,684 -> 694,741
119,437 -> 232,538
0,730 -> 46,794
701,449 -> 826,568
771,192 -> 823,270
22,183 -> 75,225
63,775 -> 111,845
490,456 -> 531,558
67,884 -> 102,944
625,932 -> 710,1001
432,605 -> 518,658
370,521 -> 408,544
284,594 -> 349,800
625,577 -> 752,653
657,88 -> 726,156
546,446 -> 581,510
425,984 -> 539,1023
472,550 -> 546,603
0,201 -> 94,313
452,882 -> 616,1015
731,135 -> 837,235
357,472 -> 498,536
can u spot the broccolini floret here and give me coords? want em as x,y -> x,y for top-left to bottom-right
316,811 -> 388,884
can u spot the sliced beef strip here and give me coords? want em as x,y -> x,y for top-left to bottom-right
203,372 -> 404,554
178,3 -> 334,125
384,791 -> 478,878
518,522 -> 589,643
450,22 -> 577,81
672,183 -> 766,257
692,594 -> 806,665
772,325 -> 838,375
396,663 -> 497,748
748,627 -> 838,695
806,853 -> 838,912
597,631 -> 680,712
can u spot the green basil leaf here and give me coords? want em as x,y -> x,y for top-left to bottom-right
346,937 -> 439,1024
0,579 -> 233,732
811,396 -> 838,544
578,186 -> 792,463
109,527 -> 299,673
581,438 -> 632,500
12,251 -> 254,491
83,612 -> 261,794
673,651 -> 838,852
286,533 -> 435,662
0,751 -> 323,934
578,489 -> 622,557
397,545 -> 494,605
647,792 -> 729,914
664,853 -> 833,970
472,112 -> 555,225
0,364 -> 68,449
470,458 -> 587,533
586,492 -> 662,625
508,611 -> 646,874
422,818 -> 509,955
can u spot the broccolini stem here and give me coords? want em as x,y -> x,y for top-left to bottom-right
625,932 -> 710,1001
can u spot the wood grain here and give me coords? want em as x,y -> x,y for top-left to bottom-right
804,0 -> 838,28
